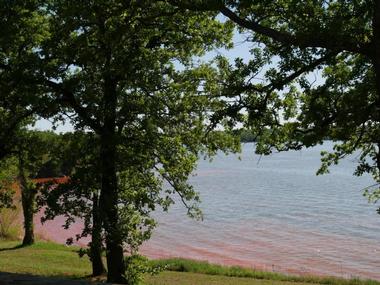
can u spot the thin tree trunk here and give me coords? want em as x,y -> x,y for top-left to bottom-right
19,157 -> 35,246
90,190 -> 106,276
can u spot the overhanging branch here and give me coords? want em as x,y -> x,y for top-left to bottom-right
219,5 -> 373,57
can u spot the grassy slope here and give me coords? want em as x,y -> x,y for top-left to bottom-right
0,241 -> 92,278
150,258 -> 380,285
146,272 -> 317,285
0,240 -> 379,285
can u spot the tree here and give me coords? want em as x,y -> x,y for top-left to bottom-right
174,0 -> 380,212
0,129 -> 62,246
16,131 -> 62,246
40,131 -> 106,276
5,1 -> 239,283
0,1 -> 55,160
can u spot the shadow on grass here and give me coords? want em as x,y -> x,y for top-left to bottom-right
0,243 -> 24,252
0,271 -> 100,284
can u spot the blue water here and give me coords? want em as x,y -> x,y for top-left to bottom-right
196,143 -> 377,238
142,142 -> 380,279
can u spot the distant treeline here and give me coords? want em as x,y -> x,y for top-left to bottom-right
236,129 -> 332,143
238,129 -> 257,143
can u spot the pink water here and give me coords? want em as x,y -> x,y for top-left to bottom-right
34,212 -> 380,280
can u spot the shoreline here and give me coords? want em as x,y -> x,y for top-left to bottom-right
33,213 -> 380,282
1,240 -> 379,285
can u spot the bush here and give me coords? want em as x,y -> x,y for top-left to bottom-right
0,206 -> 21,240
125,254 -> 164,285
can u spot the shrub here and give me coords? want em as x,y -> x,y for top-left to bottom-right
0,206 -> 21,240
125,254 -> 164,285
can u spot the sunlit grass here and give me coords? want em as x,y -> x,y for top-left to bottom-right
0,240 -> 379,285
0,241 -> 92,278
149,258 -> 380,285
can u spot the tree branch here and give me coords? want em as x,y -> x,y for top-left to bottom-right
266,52 -> 336,92
44,80 -> 102,132
219,5 -> 373,57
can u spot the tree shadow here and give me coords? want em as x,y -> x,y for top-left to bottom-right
0,271 -> 100,284
0,243 -> 24,252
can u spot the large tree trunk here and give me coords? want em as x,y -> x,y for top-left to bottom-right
90,190 -> 106,276
19,158 -> 35,246
99,76 -> 126,283
373,0 -> 380,98
100,133 -> 126,283
373,1 -> 380,177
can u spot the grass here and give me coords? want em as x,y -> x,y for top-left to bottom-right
145,271 -> 321,285
149,258 -> 380,285
0,241 -> 92,278
0,240 -> 379,285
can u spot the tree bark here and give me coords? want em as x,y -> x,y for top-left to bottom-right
100,132 -> 126,283
99,76 -> 126,283
90,190 -> 106,276
373,0 -> 380,99
373,0 -> 380,177
19,158 -> 35,246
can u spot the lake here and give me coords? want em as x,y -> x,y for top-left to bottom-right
36,142 -> 380,280
141,142 -> 380,280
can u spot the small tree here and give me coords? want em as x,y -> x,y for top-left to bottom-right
0,1 -> 61,243
11,130 -> 61,246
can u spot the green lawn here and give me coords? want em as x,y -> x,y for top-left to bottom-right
0,240 -> 378,285
145,271 -> 318,285
0,240 -> 92,278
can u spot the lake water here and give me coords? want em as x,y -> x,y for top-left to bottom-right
141,142 -> 380,280
36,142 -> 380,280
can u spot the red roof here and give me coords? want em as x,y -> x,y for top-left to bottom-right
32,176 -> 70,184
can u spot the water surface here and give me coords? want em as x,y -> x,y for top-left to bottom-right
37,142 -> 380,279
141,142 -> 380,279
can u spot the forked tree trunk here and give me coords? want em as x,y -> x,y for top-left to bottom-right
91,190 -> 106,276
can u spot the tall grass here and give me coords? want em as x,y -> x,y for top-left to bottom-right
150,258 -> 380,285
0,206 -> 21,240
